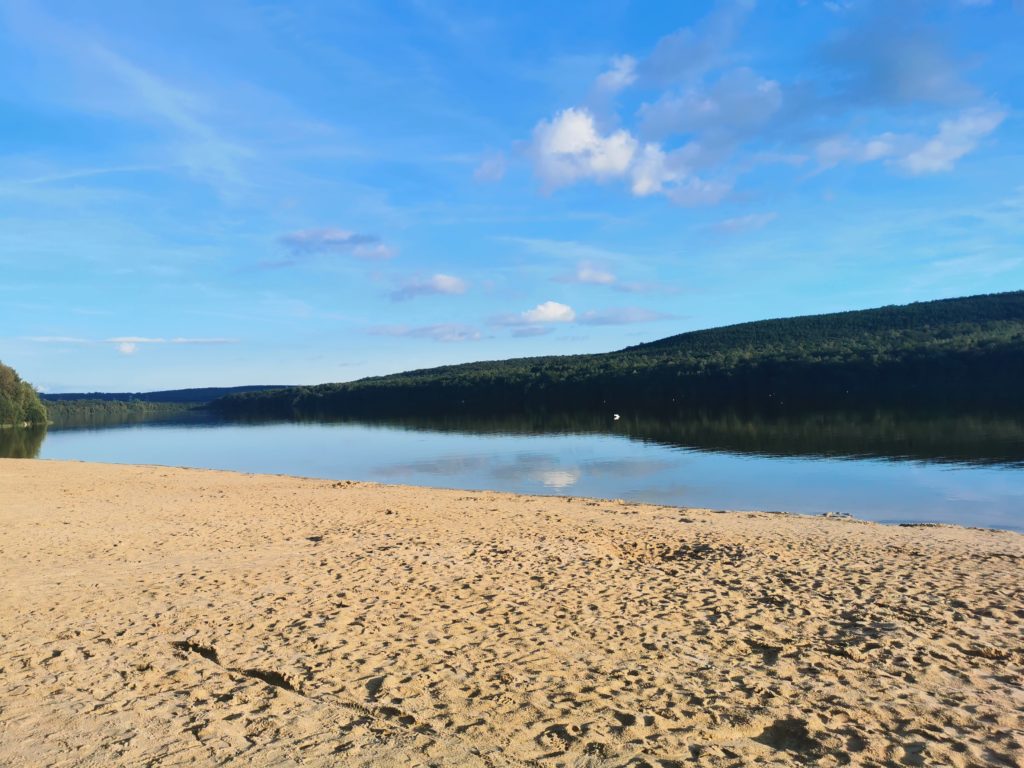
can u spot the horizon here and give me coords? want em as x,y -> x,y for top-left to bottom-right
2,1 -> 1023,393
29,287 -> 1023,394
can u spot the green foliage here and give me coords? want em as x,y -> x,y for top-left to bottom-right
40,385 -> 290,405
0,361 -> 48,426
44,399 -> 197,427
213,291 -> 1024,419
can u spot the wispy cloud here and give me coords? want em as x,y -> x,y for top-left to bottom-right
390,273 -> 468,301
579,307 -> 673,325
24,336 -> 92,344
712,212 -> 778,233
88,45 -> 253,194
594,55 -> 638,94
511,326 -> 555,338
899,108 -> 1006,174
814,107 -> 1006,175
555,261 -> 617,286
25,336 -> 237,356
369,323 -> 482,342
274,228 -> 396,266
502,236 -> 633,265
473,152 -> 507,182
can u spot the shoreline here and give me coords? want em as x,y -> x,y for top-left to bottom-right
2,459 -> 1022,767
28,456 -> 1024,535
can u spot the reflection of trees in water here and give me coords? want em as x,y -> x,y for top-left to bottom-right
324,408 -> 1024,468
0,426 -> 46,458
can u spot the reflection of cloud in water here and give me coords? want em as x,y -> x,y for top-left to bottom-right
537,469 -> 581,489
581,458 -> 676,478
375,451 -> 677,493
373,454 -> 493,478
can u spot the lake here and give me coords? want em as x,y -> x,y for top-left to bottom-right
4,409 -> 1024,531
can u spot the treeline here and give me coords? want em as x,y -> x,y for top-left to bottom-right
41,385 -> 289,404
0,361 -> 47,426
212,291 -> 1024,419
44,399 -> 198,427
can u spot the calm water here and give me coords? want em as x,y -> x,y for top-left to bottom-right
4,410 -> 1024,531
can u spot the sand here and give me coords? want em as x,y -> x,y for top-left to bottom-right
0,460 -> 1022,767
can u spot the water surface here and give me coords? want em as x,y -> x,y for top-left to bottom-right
5,409 -> 1022,531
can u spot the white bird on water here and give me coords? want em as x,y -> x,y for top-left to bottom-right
613,413 -> 621,420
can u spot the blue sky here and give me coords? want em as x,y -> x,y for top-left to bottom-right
1,0 -> 1022,392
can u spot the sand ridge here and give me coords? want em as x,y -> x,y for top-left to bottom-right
1,459 -> 1022,767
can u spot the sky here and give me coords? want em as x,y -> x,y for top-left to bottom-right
1,0 -> 1022,392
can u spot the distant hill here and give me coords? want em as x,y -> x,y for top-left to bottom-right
212,291 -> 1024,418
41,385 -> 290,404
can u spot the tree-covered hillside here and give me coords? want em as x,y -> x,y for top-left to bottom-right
212,291 -> 1024,418
0,362 -> 48,426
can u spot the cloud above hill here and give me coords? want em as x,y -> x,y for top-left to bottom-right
524,1 -> 1006,205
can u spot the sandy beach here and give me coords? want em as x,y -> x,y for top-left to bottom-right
1,460 -> 1021,767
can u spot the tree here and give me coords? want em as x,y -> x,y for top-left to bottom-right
0,361 -> 48,426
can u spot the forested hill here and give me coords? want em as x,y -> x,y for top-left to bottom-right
41,385 -> 290,404
212,291 -> 1024,418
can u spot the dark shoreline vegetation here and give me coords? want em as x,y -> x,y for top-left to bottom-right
42,400 -> 199,428
6,406 -> 1024,469
211,291 -> 1024,419
38,386 -> 289,428
0,361 -> 47,427
296,408 -> 1024,468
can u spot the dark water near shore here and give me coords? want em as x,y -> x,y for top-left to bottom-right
4,409 -> 1024,531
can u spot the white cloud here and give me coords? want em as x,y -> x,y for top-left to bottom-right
116,342 -> 137,355
522,300 -> 576,324
630,143 -> 681,196
594,55 -> 637,93
494,301 -> 668,330
530,108 -> 637,190
899,108 -> 1006,174
520,3 -> 1005,205
529,108 -> 728,205
391,273 -> 468,301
